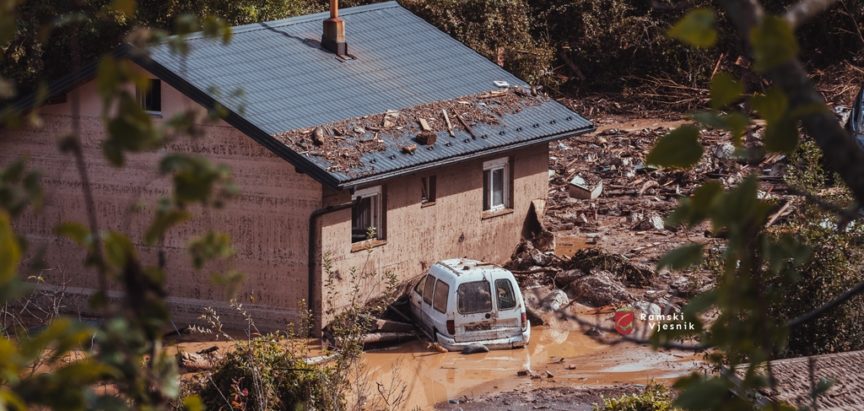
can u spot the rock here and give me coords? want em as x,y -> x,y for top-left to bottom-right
428,342 -> 449,353
545,370 -> 554,378
566,364 -> 577,370
584,327 -> 600,337
565,270 -> 633,307
517,369 -> 532,377
541,289 -> 570,311
634,301 -> 662,317
714,142 -> 736,160
310,127 -> 325,145
650,215 -> 665,230
462,343 -> 490,355
553,269 -> 585,289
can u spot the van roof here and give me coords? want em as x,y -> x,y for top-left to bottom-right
433,258 -> 512,282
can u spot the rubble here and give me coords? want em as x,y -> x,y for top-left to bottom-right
565,271 -> 633,307
273,88 -> 547,173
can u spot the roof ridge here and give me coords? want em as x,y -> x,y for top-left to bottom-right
180,1 -> 401,40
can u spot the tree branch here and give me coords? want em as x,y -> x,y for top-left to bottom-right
718,0 -> 864,210
788,279 -> 864,327
784,0 -> 840,29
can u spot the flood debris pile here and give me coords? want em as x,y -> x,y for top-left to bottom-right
272,87 -> 546,174
544,124 -> 786,235
508,241 -> 655,310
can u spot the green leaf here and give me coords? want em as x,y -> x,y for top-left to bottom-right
693,111 -> 750,145
751,87 -> 788,123
646,125 -> 704,168
667,180 -> 723,228
56,222 -> 90,247
182,395 -> 204,411
750,16 -> 799,72
188,231 -> 234,269
658,243 -> 704,271
710,72 -> 744,109
763,115 -> 800,153
668,8 -> 718,48
0,211 -> 20,284
673,376 -> 731,409
145,208 -> 191,244
109,0 -> 136,17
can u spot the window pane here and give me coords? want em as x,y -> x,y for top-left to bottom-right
492,168 -> 504,207
495,279 -> 517,310
482,170 -> 490,210
351,196 -> 372,242
423,275 -> 436,304
433,280 -> 449,313
457,281 -> 493,314
414,275 -> 426,294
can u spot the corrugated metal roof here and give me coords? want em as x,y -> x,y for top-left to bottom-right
142,1 -> 593,187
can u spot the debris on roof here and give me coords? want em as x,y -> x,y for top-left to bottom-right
272,88 -> 547,174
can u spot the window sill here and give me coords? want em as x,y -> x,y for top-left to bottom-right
146,111 -> 163,118
481,208 -> 514,220
351,239 -> 387,253
421,201 -> 436,208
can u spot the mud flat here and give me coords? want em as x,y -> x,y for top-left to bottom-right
361,325 -> 704,409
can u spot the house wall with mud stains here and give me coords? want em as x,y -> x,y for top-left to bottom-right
316,143 -> 548,327
0,73 -> 322,329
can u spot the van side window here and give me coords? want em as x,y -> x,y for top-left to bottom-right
457,281 -> 493,314
423,275 -> 436,305
414,275 -> 426,295
433,280 -> 449,313
495,279 -> 517,310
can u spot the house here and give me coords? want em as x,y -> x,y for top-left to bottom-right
1,1 -> 593,330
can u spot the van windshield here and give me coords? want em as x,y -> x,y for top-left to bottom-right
457,281 -> 493,314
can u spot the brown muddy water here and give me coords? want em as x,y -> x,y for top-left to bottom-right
359,324 -> 704,409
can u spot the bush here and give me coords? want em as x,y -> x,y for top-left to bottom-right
200,334 -> 340,410
594,383 -> 678,411
767,141 -> 864,358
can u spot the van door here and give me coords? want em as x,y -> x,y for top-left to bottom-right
409,275 -> 427,321
454,279 -> 500,342
428,277 -> 451,339
491,276 -> 523,338
417,274 -> 438,336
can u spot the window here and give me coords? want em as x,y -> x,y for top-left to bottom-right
482,157 -> 510,211
421,175 -> 436,204
495,279 -> 517,310
422,275 -> 436,305
433,279 -> 449,313
457,280 -> 493,314
414,275 -> 426,295
351,185 -> 383,243
137,79 -> 162,114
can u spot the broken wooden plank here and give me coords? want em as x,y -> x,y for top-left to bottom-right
418,118 -> 432,131
455,113 -> 477,138
442,109 -> 455,137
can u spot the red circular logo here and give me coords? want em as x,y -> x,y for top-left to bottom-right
614,309 -> 635,335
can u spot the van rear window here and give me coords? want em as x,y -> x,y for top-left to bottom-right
495,279 -> 517,310
433,280 -> 449,313
457,281 -> 493,314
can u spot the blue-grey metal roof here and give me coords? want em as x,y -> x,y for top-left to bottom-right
137,1 -> 594,188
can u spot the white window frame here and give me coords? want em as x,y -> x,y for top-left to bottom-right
482,157 -> 510,212
137,79 -> 162,116
351,185 -> 383,242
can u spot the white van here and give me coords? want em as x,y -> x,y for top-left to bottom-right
409,258 -> 530,351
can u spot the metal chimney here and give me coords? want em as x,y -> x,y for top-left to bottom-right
322,0 -> 348,56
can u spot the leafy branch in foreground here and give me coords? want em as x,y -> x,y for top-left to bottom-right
0,1 -> 241,409
638,1 -> 864,408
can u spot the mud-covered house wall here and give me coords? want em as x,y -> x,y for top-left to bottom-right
315,143 -> 549,327
0,70 -> 322,329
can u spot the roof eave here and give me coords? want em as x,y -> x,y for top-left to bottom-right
336,123 -> 595,190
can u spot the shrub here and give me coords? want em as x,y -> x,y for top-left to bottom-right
767,141 -> 864,358
200,334 -> 339,410
594,383 -> 678,411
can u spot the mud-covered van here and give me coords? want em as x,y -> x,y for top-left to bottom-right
409,258 -> 530,351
